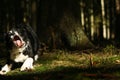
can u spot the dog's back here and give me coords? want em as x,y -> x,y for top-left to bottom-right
0,24 -> 41,75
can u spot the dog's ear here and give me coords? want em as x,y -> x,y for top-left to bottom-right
4,32 -> 7,37
3,33 -> 7,44
4,32 -> 8,40
4,32 -> 13,49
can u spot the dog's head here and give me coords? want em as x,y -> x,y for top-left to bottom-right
6,25 -> 28,48
5,24 -> 40,62
5,24 -> 31,62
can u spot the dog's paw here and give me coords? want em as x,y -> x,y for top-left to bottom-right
0,64 -> 11,75
20,58 -> 34,71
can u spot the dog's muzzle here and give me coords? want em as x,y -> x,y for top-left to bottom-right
8,31 -> 24,48
13,35 -> 24,47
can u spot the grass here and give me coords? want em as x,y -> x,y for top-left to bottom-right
1,46 -> 120,80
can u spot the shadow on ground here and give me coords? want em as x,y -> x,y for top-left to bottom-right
1,66 -> 120,80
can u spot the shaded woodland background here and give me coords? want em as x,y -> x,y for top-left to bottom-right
0,0 -> 120,55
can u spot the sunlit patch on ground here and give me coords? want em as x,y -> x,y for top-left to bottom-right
1,49 -> 120,80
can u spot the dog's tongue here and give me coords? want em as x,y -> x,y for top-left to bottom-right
15,40 -> 22,47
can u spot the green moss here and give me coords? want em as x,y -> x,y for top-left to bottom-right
1,50 -> 120,80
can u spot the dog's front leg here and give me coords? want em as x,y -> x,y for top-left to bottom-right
20,57 -> 34,71
0,64 -> 12,75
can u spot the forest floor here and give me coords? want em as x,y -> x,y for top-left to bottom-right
1,45 -> 120,80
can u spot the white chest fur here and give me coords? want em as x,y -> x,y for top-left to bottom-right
10,43 -> 29,62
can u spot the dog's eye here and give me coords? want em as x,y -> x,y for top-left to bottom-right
9,30 -> 13,33
19,52 -> 21,54
8,32 -> 14,35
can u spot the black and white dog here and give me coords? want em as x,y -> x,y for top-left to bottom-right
0,24 -> 41,75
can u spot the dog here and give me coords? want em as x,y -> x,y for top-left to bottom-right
0,24 -> 41,75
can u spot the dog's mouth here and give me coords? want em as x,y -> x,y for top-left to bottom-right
13,35 -> 24,47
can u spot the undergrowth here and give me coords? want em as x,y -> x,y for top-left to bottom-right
1,45 -> 120,80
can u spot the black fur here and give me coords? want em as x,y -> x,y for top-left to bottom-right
6,24 -> 40,60
0,24 -> 41,74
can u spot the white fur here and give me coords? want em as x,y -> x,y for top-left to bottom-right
14,53 -> 29,62
10,41 -> 29,62
34,54 -> 39,61
0,64 -> 11,75
20,58 -> 33,71
0,30 -> 36,75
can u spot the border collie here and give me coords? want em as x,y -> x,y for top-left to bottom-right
0,24 -> 41,75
